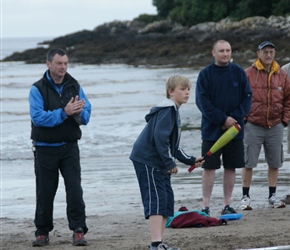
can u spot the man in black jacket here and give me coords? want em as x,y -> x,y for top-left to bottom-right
29,48 -> 91,247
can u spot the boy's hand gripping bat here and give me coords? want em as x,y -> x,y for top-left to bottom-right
188,123 -> 241,172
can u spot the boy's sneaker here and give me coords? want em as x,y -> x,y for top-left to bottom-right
281,194 -> 290,205
32,235 -> 49,247
73,228 -> 88,246
240,195 -> 252,210
268,194 -> 286,208
221,205 -> 237,214
149,243 -> 180,250
201,206 -> 210,216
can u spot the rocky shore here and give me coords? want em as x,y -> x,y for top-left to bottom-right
3,15 -> 290,69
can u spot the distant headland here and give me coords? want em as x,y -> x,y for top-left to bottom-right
2,15 -> 290,69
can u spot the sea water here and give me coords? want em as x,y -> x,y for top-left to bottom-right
1,37 -> 289,220
0,37 -> 203,219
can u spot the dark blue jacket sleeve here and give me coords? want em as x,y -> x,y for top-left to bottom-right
176,148 -> 196,166
228,70 -> 252,120
154,108 -> 196,168
154,108 -> 177,169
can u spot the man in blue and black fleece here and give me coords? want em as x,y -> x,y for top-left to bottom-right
29,48 -> 91,247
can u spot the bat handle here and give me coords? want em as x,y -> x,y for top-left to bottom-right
188,156 -> 206,173
188,165 -> 196,172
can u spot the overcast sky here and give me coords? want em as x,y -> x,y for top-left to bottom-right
1,0 -> 157,38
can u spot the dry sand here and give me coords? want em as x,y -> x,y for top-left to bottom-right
1,203 -> 290,250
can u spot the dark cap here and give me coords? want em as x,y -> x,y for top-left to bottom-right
257,41 -> 275,51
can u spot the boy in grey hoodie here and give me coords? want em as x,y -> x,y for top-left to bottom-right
130,75 -> 203,250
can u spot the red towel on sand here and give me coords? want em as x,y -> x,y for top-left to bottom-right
170,207 -> 227,228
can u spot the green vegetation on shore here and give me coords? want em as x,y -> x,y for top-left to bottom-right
151,0 -> 290,25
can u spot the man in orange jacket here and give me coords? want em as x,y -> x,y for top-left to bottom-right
240,41 -> 290,210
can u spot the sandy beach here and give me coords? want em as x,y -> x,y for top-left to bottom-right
1,156 -> 290,250
1,206 -> 290,250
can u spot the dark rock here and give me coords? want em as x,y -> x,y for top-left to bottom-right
2,16 -> 290,69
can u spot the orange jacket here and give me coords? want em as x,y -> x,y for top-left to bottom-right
245,59 -> 290,128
